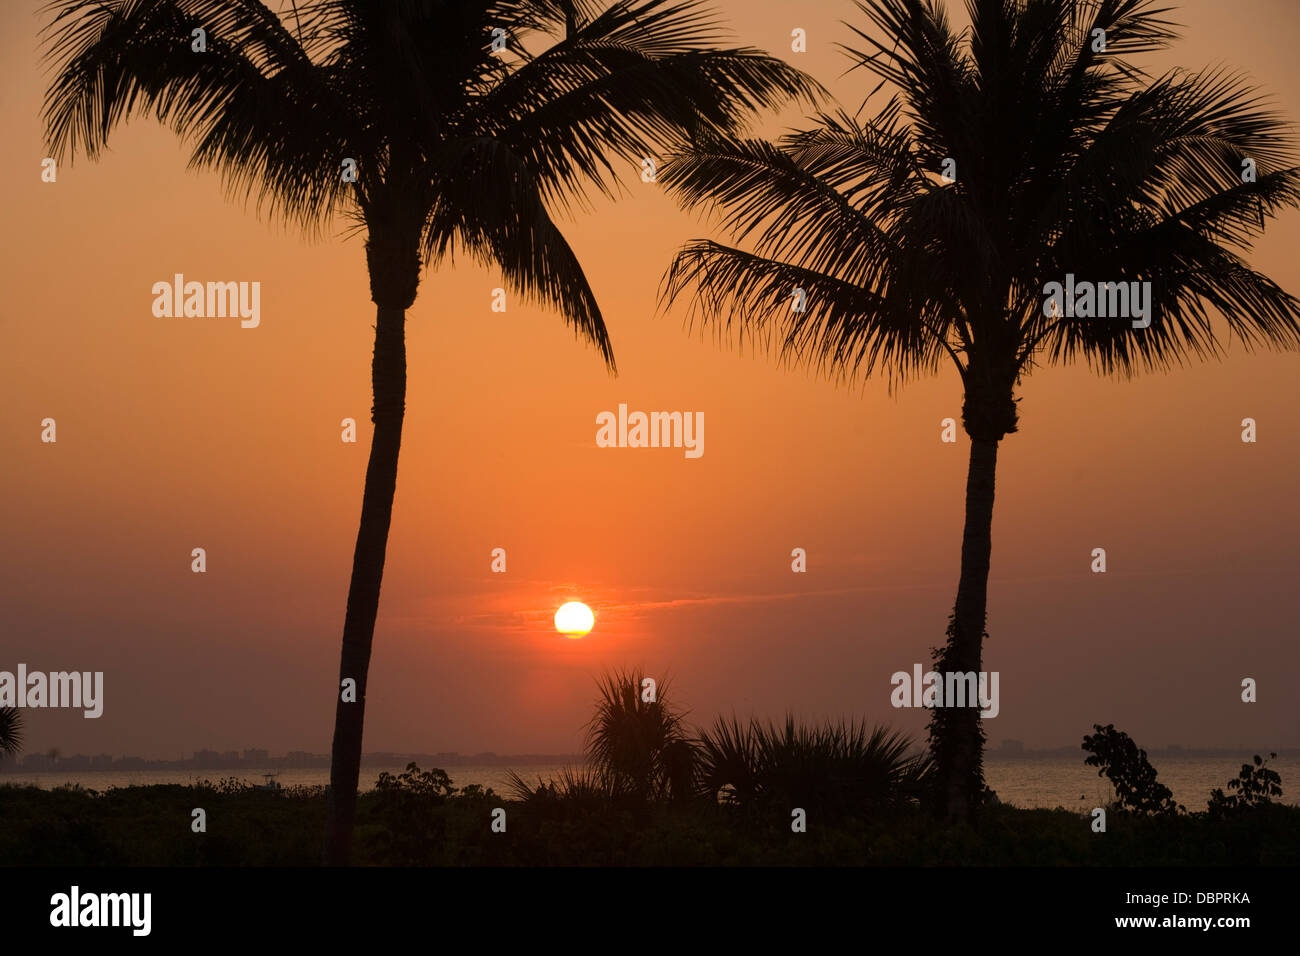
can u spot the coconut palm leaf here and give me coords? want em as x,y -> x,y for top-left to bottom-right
0,707 -> 24,759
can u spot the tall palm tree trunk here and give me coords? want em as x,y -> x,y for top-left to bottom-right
323,231 -> 416,866
930,435 -> 999,823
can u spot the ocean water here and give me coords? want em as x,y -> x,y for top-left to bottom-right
0,765 -> 573,797
985,755 -> 1300,811
3,755 -> 1297,811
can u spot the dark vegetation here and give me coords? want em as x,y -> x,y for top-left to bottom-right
0,707 -> 22,759
1,675 -> 1295,865
1082,723 -> 1184,815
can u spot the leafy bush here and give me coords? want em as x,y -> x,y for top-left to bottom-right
1081,724 -> 1181,815
1208,753 -> 1283,818
359,763 -> 459,865
194,776 -> 254,795
373,763 -> 455,800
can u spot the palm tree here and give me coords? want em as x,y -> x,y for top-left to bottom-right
585,669 -> 695,800
0,708 -> 23,762
696,715 -> 930,817
660,0 -> 1300,823
41,0 -> 815,862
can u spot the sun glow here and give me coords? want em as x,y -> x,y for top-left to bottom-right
554,601 -> 595,637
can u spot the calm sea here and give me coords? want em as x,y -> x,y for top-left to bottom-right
984,755 -> 1300,810
3,755 -> 1297,811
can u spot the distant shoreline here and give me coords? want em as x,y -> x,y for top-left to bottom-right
0,753 -> 588,774
3,746 -> 1296,775
987,746 -> 1300,759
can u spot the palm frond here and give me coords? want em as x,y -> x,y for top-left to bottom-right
663,239 -> 953,387
697,714 -> 930,816
421,136 -> 615,369
0,707 -> 24,759
662,0 -> 1300,393
479,0 -> 822,212
41,0 -> 355,232
583,668 -> 695,800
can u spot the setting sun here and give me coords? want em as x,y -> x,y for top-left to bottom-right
554,601 -> 595,637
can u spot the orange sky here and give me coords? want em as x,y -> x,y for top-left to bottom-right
2,0 -> 1298,759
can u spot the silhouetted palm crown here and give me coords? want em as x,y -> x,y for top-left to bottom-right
42,0 -> 817,364
662,0 -> 1300,436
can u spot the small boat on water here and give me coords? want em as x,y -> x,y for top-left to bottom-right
253,773 -> 283,793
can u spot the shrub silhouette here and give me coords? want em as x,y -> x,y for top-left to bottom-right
1207,753 -> 1283,818
585,670 -> 696,802
0,707 -> 23,760
697,715 -> 930,820
1082,724 -> 1181,816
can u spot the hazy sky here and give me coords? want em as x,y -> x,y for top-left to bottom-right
2,0 -> 1298,760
